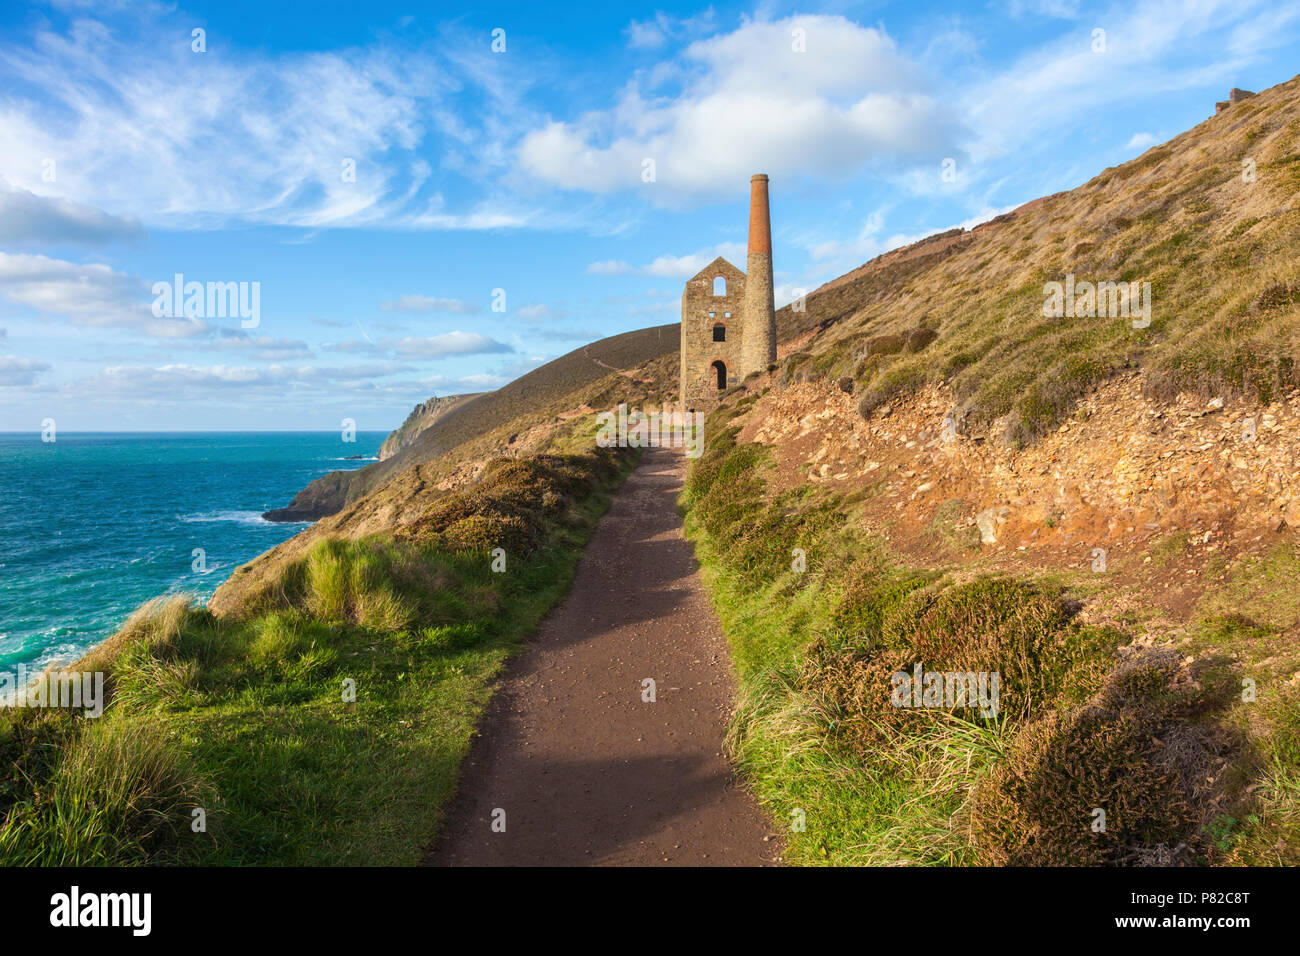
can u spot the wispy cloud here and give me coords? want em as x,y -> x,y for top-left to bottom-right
326,331 -> 512,359
0,8 -> 531,231
378,295 -> 482,314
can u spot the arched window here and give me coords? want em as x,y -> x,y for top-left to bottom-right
712,275 -> 726,296
711,360 -> 727,390
712,323 -> 726,342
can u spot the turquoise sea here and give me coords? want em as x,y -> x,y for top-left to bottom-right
0,432 -> 384,682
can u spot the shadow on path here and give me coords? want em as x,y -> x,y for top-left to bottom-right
424,445 -> 778,866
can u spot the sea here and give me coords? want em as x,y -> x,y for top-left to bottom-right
0,432 -> 385,684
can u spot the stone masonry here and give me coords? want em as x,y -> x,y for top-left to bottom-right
679,174 -> 778,411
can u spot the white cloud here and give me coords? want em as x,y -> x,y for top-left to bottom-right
585,260 -> 633,275
205,333 -> 314,361
393,332 -> 513,358
0,182 -> 143,245
1007,0 -> 1082,18
1125,131 -> 1159,150
0,356 -> 50,387
0,11 -> 531,232
79,361 -> 413,396
624,11 -> 719,50
586,242 -> 747,279
518,15 -> 961,202
0,252 -> 208,338
378,295 -> 481,314
960,0 -> 1296,164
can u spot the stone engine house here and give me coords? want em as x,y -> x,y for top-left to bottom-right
680,174 -> 777,410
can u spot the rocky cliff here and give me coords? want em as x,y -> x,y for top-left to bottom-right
377,393 -> 480,461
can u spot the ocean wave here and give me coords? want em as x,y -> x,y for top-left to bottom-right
179,510 -> 290,527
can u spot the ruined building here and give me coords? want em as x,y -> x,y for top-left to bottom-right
1216,88 -> 1256,114
679,174 -> 777,410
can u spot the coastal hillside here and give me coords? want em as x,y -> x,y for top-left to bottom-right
212,344 -> 681,614
265,324 -> 681,521
1,421 -> 636,865
679,73 -> 1300,864
378,393 -> 482,462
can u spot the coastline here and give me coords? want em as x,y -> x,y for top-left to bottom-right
0,433 -> 382,686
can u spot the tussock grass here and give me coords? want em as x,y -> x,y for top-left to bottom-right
0,718 -> 211,865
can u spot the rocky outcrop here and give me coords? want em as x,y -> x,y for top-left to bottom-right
378,394 -> 480,461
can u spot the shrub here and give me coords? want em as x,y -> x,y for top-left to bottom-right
905,326 -> 939,352
970,650 -> 1223,866
804,576 -> 1108,754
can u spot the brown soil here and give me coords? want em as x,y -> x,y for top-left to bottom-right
738,375 -> 1300,633
425,445 -> 779,866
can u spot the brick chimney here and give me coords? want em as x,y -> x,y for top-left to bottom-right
741,174 -> 777,378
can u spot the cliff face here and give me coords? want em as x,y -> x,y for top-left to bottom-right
378,394 -> 480,462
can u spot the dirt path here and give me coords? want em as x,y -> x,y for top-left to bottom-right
426,445 -> 779,866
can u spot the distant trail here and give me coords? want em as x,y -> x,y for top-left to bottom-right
426,445 -> 778,867
581,346 -> 623,372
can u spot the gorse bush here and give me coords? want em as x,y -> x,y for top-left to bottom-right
802,576 -> 1116,753
408,450 -> 621,556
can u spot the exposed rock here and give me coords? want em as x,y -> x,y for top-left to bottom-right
976,508 -> 1002,544
379,393 -> 481,461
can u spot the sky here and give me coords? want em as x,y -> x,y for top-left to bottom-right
0,0 -> 1297,431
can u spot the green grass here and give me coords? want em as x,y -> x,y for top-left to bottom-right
0,445 -> 636,865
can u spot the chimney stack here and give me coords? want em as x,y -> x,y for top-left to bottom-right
742,174 -> 777,377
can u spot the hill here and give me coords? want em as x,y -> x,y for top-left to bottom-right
264,323 -> 680,521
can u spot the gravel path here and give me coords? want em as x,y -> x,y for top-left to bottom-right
426,445 -> 778,866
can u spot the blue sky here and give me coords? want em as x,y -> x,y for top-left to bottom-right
0,0 -> 1296,430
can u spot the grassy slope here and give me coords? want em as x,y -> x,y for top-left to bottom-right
214,351 -> 679,615
0,425 -> 637,865
775,74 -> 1300,448
682,406 -> 1262,865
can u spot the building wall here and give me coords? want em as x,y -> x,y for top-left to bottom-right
680,260 -> 746,410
